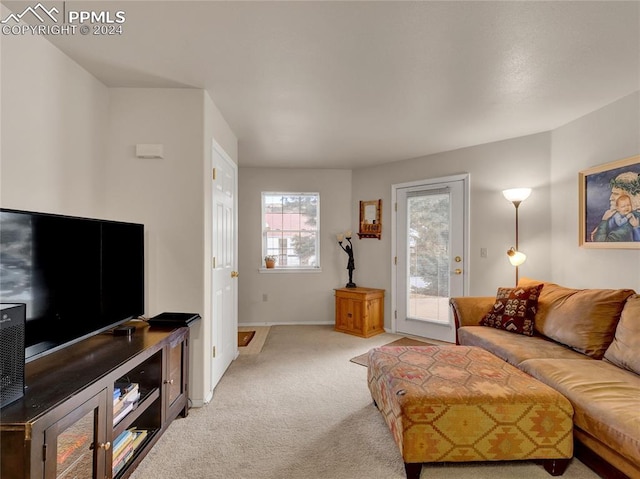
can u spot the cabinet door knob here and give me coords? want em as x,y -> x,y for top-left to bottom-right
164,379 -> 174,385
99,442 -> 111,450
231,271 -> 239,278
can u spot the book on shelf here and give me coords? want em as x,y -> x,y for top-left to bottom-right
121,383 -> 139,398
113,397 -> 126,416
112,441 -> 133,466
112,428 -> 148,462
113,402 -> 133,426
114,382 -> 139,399
114,381 -> 138,394
130,429 -> 148,451
112,382 -> 141,425
122,389 -> 140,405
112,444 -> 135,476
112,429 -> 134,456
112,428 -> 151,476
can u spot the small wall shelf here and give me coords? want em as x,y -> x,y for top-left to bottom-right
358,199 -> 382,239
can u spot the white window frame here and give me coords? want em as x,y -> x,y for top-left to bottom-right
261,192 -> 321,272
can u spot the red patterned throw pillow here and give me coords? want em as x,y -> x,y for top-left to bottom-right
480,284 -> 543,336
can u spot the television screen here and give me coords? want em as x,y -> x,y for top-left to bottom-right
0,209 -> 144,362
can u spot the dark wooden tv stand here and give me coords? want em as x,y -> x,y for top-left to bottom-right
0,321 -> 189,479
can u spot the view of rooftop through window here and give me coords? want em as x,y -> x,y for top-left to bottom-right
262,193 -> 320,268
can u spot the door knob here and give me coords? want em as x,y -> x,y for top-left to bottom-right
231,271 -> 239,278
455,256 -> 462,263
454,269 -> 462,275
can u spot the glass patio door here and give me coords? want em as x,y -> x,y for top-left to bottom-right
395,176 -> 467,342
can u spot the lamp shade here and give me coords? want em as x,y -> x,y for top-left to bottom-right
502,188 -> 532,203
507,248 -> 527,266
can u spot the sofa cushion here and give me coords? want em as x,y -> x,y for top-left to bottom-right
519,358 -> 640,467
519,277 -> 635,359
605,294 -> 640,375
480,284 -> 543,336
457,326 -> 590,366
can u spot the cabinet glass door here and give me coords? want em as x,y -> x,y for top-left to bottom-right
167,340 -> 184,407
166,334 -> 188,420
44,390 -> 107,479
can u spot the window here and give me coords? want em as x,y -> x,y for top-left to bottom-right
262,192 -> 320,269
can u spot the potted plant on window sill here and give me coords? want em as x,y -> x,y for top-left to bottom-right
264,255 -> 277,269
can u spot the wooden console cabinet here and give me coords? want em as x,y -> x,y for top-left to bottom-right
0,322 -> 189,479
335,287 -> 385,338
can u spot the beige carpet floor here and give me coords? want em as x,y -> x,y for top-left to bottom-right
129,325 -> 599,479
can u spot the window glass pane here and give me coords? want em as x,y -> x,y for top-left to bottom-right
266,232 -> 282,258
283,202 -> 300,230
263,192 -> 320,268
264,195 -> 283,217
294,232 -> 318,266
407,191 -> 450,322
282,196 -> 299,215
300,196 -> 318,231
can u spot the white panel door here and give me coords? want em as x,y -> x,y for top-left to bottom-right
211,143 -> 237,389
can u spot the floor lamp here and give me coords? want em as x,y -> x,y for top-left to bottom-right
502,188 -> 531,285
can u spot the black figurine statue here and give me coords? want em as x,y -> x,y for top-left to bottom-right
338,235 -> 356,288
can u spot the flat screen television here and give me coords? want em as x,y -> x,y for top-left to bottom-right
0,208 -> 144,362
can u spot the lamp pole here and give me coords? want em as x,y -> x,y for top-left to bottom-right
514,200 -> 521,285
503,188 -> 531,287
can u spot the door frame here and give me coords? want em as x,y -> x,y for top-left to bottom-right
390,173 -> 470,334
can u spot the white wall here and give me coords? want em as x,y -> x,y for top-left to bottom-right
550,91 -> 640,291
0,20 -> 109,215
106,88 -> 238,405
352,133 -> 553,328
106,88 -> 204,315
238,168 -> 352,326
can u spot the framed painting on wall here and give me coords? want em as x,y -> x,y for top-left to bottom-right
579,155 -> 640,249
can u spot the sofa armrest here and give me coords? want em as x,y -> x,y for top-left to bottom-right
449,296 -> 494,330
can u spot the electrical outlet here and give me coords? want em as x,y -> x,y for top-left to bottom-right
480,248 -> 488,258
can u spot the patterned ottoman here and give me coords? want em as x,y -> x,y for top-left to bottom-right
367,345 -> 574,479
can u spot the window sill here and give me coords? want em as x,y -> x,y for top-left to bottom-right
258,268 -> 322,274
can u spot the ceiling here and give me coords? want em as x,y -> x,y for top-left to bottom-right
6,1 -> 640,168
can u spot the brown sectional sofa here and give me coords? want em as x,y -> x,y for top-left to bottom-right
450,278 -> 640,479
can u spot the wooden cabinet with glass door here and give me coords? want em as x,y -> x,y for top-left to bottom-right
0,323 -> 189,479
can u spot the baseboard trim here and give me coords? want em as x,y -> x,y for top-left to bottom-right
238,321 -> 334,327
